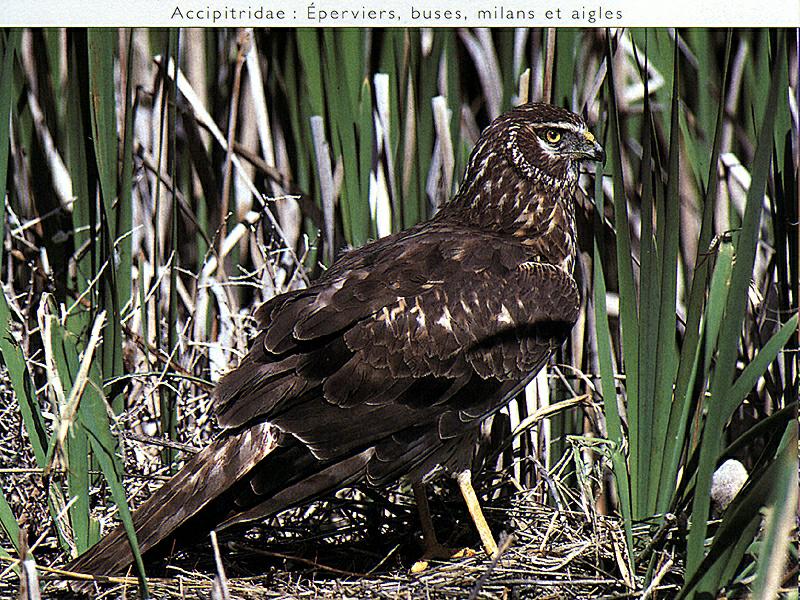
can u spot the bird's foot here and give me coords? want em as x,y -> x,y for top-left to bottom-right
410,543 -> 477,573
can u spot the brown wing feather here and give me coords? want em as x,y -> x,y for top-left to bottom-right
216,229 -> 578,467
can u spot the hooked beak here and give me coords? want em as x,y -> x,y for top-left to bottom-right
576,130 -> 605,164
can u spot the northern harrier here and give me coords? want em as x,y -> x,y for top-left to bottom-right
67,102 -> 604,576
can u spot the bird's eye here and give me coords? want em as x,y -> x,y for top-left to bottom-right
545,129 -> 562,143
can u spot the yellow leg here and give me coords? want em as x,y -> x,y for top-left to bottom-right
410,483 -> 476,573
456,469 -> 499,557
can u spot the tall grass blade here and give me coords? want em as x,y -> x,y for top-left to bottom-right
412,30 -> 440,225
634,40 -> 660,503
442,31 -> 464,176
65,32 -> 92,303
0,29 -> 20,230
0,293 -> 47,468
47,321 -> 93,553
646,41 -> 680,513
750,425 -> 797,600
359,77 -> 376,238
552,28 -> 577,109
604,32 -> 641,517
311,115 -> 336,265
87,29 -> 125,413
56,310 -> 150,593
680,424 -> 796,598
592,151 -> 634,556
684,29 -> 786,585
0,487 -> 21,557
701,241 -> 735,377
296,30 -> 325,117
630,29 -> 675,136
659,32 -> 733,513
117,30 -> 135,318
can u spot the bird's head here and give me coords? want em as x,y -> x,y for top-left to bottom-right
443,102 -> 604,249
457,103 -> 604,200
496,103 -> 605,192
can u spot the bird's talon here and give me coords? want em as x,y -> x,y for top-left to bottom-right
410,544 -> 477,573
410,560 -> 430,573
451,547 -> 477,559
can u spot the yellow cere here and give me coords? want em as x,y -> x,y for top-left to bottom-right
583,130 -> 596,143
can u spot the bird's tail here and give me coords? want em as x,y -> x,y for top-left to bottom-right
65,422 -> 278,576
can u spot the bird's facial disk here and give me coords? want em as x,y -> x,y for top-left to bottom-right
534,124 -> 605,164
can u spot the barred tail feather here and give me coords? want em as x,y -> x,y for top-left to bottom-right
66,422 -> 278,576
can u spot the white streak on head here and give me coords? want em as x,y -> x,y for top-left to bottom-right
534,121 -> 584,135
534,135 -> 559,159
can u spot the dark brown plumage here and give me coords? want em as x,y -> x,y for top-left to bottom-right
67,102 -> 604,576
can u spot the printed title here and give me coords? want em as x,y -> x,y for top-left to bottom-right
171,4 -> 624,24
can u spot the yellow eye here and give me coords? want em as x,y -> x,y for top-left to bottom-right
545,129 -> 562,143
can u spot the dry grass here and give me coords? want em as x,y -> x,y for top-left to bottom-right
5,477 -> 685,599
0,363 -> 676,599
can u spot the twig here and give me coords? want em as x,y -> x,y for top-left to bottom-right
17,529 -> 41,600
0,555 -> 136,585
635,513 -> 677,564
467,532 -> 514,600
210,531 -> 231,600
366,544 -> 401,576
228,542 -> 369,578
512,394 -> 591,438
219,29 -> 250,253
640,554 -> 674,600
156,55 -> 308,284
121,324 -> 214,393
310,116 -> 336,266
123,432 -> 202,454
543,28 -> 556,104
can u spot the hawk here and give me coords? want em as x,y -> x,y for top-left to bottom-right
67,102 -> 604,576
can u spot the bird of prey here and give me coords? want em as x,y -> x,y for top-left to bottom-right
67,102 -> 604,576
